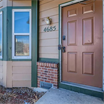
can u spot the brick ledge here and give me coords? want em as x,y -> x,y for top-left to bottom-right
37,62 -> 58,68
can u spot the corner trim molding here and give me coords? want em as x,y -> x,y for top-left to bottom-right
31,0 -> 39,87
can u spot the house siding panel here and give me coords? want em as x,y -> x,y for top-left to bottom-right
39,0 -> 71,59
6,61 -> 31,88
13,1 -> 31,7
0,0 -> 7,8
0,61 -> 3,85
0,0 -> 31,8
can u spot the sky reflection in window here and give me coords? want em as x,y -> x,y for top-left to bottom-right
14,12 -> 30,33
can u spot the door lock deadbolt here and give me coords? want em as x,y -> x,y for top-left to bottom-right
63,36 -> 66,40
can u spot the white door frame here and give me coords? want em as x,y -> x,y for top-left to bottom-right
59,0 -> 104,91
103,0 -> 104,91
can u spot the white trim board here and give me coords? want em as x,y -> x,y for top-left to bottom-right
0,11 -> 2,59
103,0 -> 104,91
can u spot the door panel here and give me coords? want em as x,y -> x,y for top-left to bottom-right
67,52 -> 77,73
62,0 -> 103,88
82,52 -> 94,75
83,18 -> 93,45
67,21 -> 76,45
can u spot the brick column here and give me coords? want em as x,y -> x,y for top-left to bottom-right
37,62 -> 59,88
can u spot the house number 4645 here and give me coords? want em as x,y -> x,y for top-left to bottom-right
44,26 -> 56,32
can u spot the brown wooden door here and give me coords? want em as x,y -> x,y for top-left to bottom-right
62,0 -> 103,88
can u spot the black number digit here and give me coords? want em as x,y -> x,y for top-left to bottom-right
47,27 -> 50,32
53,26 -> 56,31
50,26 -> 53,32
44,27 -> 47,32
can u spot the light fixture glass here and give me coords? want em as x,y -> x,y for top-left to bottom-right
45,17 -> 51,25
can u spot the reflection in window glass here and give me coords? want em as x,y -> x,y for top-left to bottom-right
14,12 -> 30,33
0,13 -> 2,57
15,36 -> 29,56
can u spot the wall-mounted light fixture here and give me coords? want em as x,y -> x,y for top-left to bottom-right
44,17 -> 52,25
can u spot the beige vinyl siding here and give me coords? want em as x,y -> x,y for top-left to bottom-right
12,0 -> 31,6
0,0 -> 31,8
39,31 -> 58,39
12,61 -> 31,87
0,0 -> 7,8
39,0 -> 71,59
40,0 -> 69,12
40,53 -> 58,59
0,61 -> 8,87
39,0 -> 53,5
6,61 -> 31,88
0,61 -> 3,85
0,0 -> 3,8
39,39 -> 58,47
12,81 -> 31,87
8,0 -> 31,7
0,61 -> 31,88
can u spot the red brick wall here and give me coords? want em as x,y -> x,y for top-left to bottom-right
37,62 -> 59,88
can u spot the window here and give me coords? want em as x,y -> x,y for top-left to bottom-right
12,9 -> 31,59
0,12 -> 2,59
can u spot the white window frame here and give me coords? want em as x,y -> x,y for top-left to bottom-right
12,9 -> 31,59
0,12 -> 2,59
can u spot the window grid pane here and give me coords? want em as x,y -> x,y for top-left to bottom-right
15,35 -> 29,56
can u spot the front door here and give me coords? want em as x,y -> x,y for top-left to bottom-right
62,0 -> 103,88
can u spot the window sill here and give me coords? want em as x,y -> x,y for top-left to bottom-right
12,59 -> 32,61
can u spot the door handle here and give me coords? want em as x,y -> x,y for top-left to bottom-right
58,45 -> 66,53
62,47 -> 66,53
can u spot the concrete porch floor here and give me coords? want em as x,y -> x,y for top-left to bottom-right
36,88 -> 104,104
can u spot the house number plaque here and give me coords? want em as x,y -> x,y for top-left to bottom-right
44,26 -> 56,32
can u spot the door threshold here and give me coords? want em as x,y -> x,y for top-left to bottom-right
61,81 -> 103,92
